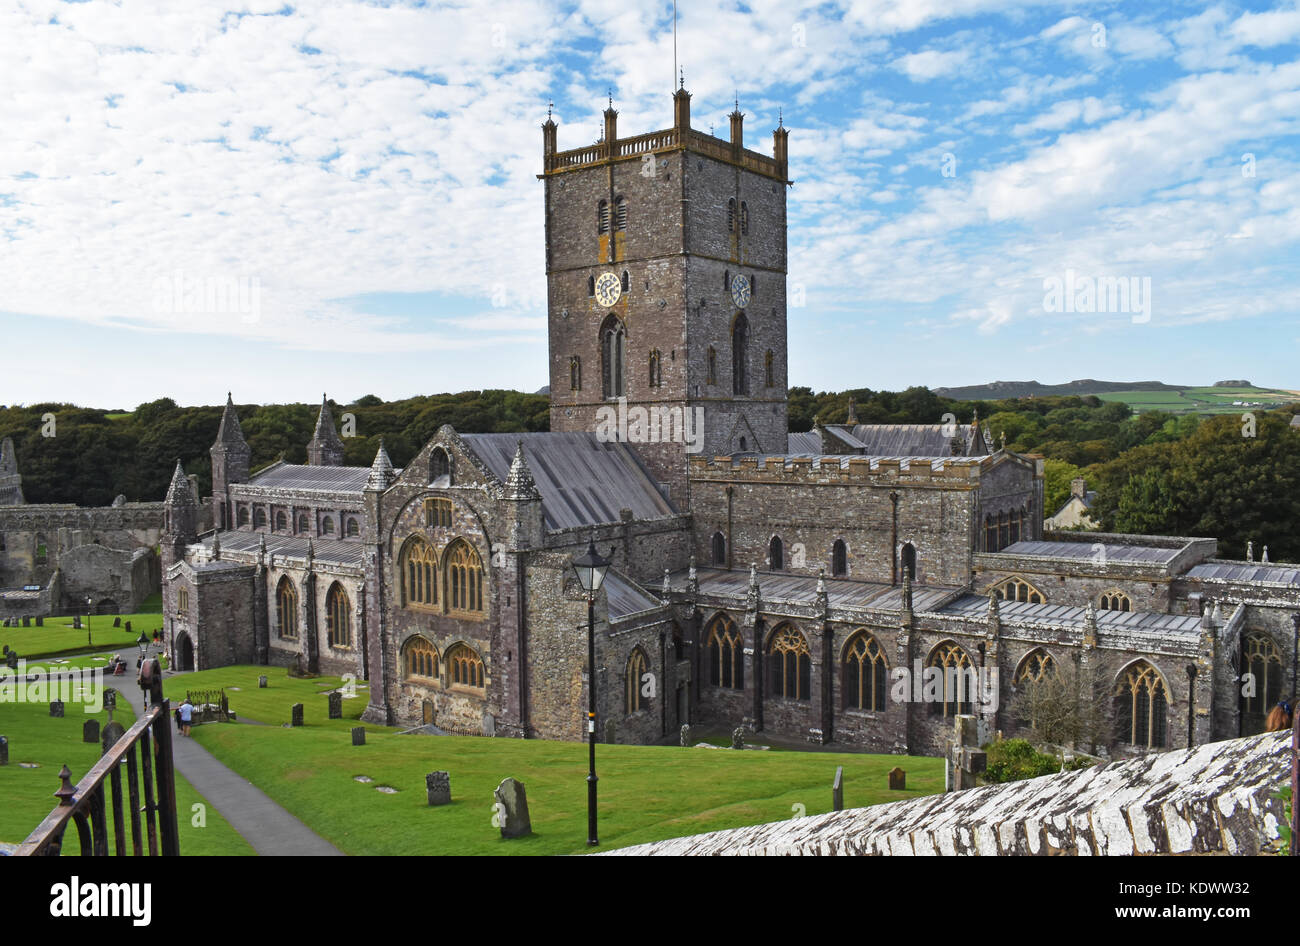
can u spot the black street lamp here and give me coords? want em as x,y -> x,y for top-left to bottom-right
571,536 -> 611,847
136,631 -> 150,661
85,596 -> 93,647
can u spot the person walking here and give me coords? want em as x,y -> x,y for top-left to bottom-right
179,697 -> 195,737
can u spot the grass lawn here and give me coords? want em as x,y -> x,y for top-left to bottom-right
174,665 -> 944,855
0,697 -> 253,855
0,613 -> 168,659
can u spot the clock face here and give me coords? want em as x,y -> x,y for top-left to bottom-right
730,273 -> 751,309
594,271 -> 622,307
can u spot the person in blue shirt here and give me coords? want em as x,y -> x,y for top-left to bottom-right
179,697 -> 195,737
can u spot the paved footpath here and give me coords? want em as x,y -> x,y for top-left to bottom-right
122,674 -> 343,856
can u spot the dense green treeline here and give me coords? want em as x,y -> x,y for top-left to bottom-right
3,386 -> 1297,559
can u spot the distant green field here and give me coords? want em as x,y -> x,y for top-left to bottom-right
1098,386 -> 1298,414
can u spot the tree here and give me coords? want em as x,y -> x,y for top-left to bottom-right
1017,656 -> 1115,753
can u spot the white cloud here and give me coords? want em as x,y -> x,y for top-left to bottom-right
892,49 -> 970,80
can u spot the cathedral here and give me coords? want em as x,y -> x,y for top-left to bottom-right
160,89 -> 1299,756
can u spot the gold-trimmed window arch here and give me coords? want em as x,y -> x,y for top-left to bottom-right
325,582 -> 352,649
988,576 -> 1046,605
446,642 -> 485,691
927,641 -> 975,718
403,636 -> 439,682
706,613 -> 743,690
275,575 -> 299,640
1240,633 -> 1283,734
1098,590 -> 1131,612
400,536 -> 438,609
445,539 -> 485,616
626,647 -> 649,715
1115,660 -> 1169,748
1013,648 -> 1055,685
843,630 -> 887,711
767,624 -> 811,701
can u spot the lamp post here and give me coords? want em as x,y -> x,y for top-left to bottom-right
570,536 -> 611,847
85,596 -> 93,647
137,631 -> 150,662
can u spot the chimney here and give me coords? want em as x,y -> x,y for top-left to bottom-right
1070,477 -> 1086,500
673,85 -> 691,134
773,113 -> 789,180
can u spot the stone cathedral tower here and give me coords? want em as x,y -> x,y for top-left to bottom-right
541,87 -> 791,508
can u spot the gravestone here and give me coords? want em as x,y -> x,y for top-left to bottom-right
351,727 -> 365,746
832,765 -> 844,812
113,617 -> 121,628
888,766 -> 906,790
83,719 -> 100,744
949,715 -> 986,792
73,616 -> 81,629
731,726 -> 745,750
0,735 -> 7,766
101,721 -> 126,752
291,703 -> 304,727
7,652 -> 18,670
2,644 -> 8,655
680,723 -> 691,747
50,700 -> 64,718
22,616 -> 30,627
2,618 -> 9,627
604,719 -> 616,744
328,692 -> 343,719
493,777 -> 531,838
35,616 -> 42,627
124,621 -> 131,634
104,689 -> 117,712
258,675 -> 268,689
426,771 -> 452,806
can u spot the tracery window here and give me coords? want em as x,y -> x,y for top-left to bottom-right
767,624 -> 811,701
403,636 -> 439,681
706,614 -> 744,689
927,641 -> 974,718
446,643 -> 485,690
989,576 -> 1045,604
401,536 -> 438,608
1115,661 -> 1168,748
325,582 -> 351,648
177,588 -> 189,616
1241,633 -> 1284,734
601,315 -> 626,398
1013,648 -> 1055,685
276,576 -> 298,640
1098,591 -> 1131,612
445,539 -> 484,616
842,631 -> 887,711
425,498 -> 452,529
626,647 -> 649,714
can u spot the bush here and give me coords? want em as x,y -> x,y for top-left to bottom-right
981,738 -> 1094,784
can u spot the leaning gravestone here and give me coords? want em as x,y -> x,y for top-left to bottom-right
258,675 -> 268,689
7,652 -> 18,670
0,735 -> 8,766
101,721 -> 126,753
731,726 -> 745,750
426,771 -> 452,806
888,766 -> 906,790
83,719 -> 101,744
493,777 -> 531,838
680,723 -> 691,747
351,727 -> 365,746
328,691 -> 343,719
291,703 -> 304,727
50,700 -> 64,718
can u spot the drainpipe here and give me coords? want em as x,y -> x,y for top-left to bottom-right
889,491 -> 899,585
1186,664 -> 1197,748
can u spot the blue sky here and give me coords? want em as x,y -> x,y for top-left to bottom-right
1,0 -> 1297,409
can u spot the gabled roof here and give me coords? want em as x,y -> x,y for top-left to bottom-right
245,463 -> 373,495
460,432 -> 677,530
999,540 -> 1180,565
837,423 -> 978,456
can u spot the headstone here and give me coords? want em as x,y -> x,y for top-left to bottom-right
101,721 -> 126,752
124,621 -> 131,633
35,616 -> 42,627
493,777 -> 532,838
679,723 -> 691,747
50,700 -> 64,718
22,616 -> 30,627
73,616 -> 81,629
949,715 -> 986,792
351,727 -> 365,746
426,771 -> 452,806
731,726 -> 744,750
2,645 -> 8,655
0,735 -> 7,765
258,675 -> 268,689
113,617 -> 121,628
7,652 -> 17,670
888,766 -> 906,790
832,765 -> 844,812
291,703 -> 304,727
104,688 -> 117,711
328,691 -> 343,719
604,719 -> 616,744
83,719 -> 100,744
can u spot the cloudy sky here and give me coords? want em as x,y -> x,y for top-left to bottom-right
1,0 -> 1297,409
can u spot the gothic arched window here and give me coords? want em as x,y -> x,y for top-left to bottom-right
401,536 -> 438,609
587,275 -> 595,297
321,516 -> 334,535
1098,590 -> 1131,612
253,507 -> 267,528
430,447 -> 451,484
740,201 -> 749,234
843,631 -> 887,711
832,539 -> 847,577
445,539 -> 484,616
768,624 -> 811,701
1014,648 -> 1056,685
237,506 -> 250,527
769,535 -> 784,571
1240,633 -> 1283,735
626,647 -> 649,714
446,642 -> 485,691
621,270 -> 629,293
706,614 -> 743,689
297,513 -> 309,533
1115,660 -> 1168,748
989,576 -> 1045,604
601,315 -> 626,398
276,576 -> 298,640
325,582 -> 351,649
711,531 -> 726,567
403,637 -> 439,681
275,510 -> 288,531
345,517 -> 360,538
927,641 -> 974,718
732,312 -> 749,395
900,542 -> 916,581
648,349 -> 661,387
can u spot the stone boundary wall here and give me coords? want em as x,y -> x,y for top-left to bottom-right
604,731 -> 1290,855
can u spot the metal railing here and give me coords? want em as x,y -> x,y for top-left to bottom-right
16,658 -> 179,856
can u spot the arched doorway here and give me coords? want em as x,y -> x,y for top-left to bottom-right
96,598 -> 120,615
175,632 -> 195,672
